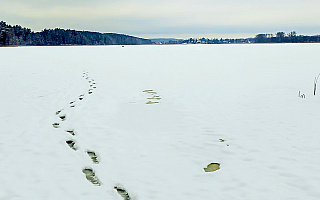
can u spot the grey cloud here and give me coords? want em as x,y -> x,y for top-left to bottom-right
1,0 -> 320,37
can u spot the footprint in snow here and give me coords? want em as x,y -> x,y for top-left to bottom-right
114,185 -> 131,200
82,167 -> 102,186
86,150 -> 99,164
66,140 -> 78,151
66,129 -> 75,136
59,114 -> 66,121
146,101 -> 159,104
52,123 -> 60,128
55,110 -> 62,115
143,89 -> 161,104
204,163 -> 220,172
147,96 -> 161,100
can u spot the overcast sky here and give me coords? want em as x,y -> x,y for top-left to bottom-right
1,0 -> 320,39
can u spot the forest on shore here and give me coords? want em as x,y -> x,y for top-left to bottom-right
0,21 -> 152,46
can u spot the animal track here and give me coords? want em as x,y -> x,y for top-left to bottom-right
82,167 -> 102,186
66,140 -> 78,151
114,185 -> 131,200
86,150 -> 99,164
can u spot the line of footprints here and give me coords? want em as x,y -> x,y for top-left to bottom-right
52,71 -> 131,200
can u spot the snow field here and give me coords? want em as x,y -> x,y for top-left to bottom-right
1,44 -> 320,199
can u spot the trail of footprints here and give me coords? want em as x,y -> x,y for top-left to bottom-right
51,71 -> 131,199
53,74 -> 221,197
53,74 -> 220,196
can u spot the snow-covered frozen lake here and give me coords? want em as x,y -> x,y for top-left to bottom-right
1,44 -> 320,200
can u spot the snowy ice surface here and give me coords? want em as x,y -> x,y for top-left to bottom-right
1,44 -> 320,200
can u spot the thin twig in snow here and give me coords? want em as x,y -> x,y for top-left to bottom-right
314,73 -> 320,95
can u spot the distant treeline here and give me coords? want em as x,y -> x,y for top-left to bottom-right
159,31 -> 320,44
254,32 -> 320,43
2,21 -> 320,46
0,21 -> 152,46
173,38 -> 253,44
